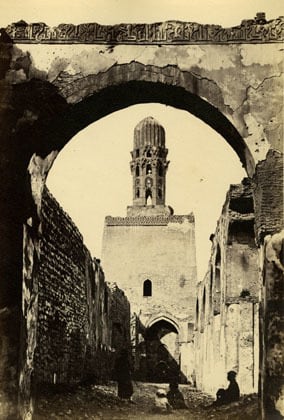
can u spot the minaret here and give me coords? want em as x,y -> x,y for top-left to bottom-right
127,116 -> 173,216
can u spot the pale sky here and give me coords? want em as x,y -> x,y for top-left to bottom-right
2,1 -> 282,280
0,0 -> 283,27
46,104 -> 245,280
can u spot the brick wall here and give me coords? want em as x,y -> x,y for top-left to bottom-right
34,187 -> 130,386
253,149 -> 283,243
109,283 -> 131,352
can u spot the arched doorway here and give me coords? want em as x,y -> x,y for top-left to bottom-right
0,72 -> 253,417
138,318 -> 183,383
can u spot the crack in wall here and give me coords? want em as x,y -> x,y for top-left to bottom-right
233,72 -> 283,114
187,69 -> 233,114
59,61 -> 230,118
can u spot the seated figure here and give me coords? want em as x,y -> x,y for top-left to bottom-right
167,382 -> 187,409
154,388 -> 172,413
214,371 -> 240,406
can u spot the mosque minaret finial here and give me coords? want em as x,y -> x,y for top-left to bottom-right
128,116 -> 172,216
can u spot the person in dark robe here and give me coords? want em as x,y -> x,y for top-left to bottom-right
225,371 -> 240,402
167,359 -> 180,385
167,382 -> 187,409
214,370 -> 240,406
154,360 -> 169,383
114,348 -> 134,401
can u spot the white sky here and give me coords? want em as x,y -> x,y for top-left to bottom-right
46,104 -> 245,280
0,0 -> 283,27
1,1 -> 282,281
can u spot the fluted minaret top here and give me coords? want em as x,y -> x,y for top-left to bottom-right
134,116 -> 165,148
128,116 -> 172,217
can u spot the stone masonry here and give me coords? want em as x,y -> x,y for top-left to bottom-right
34,187 -> 130,387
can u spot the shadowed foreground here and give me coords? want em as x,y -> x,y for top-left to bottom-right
34,381 -> 260,419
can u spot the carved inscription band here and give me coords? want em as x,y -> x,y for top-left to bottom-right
5,16 -> 284,44
105,215 -> 194,226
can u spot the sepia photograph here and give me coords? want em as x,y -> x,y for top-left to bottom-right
0,0 -> 283,418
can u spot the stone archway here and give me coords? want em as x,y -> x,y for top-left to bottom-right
142,317 -> 181,383
147,315 -> 180,334
0,16 -> 283,418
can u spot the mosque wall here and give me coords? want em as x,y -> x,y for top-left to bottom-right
102,215 -> 197,321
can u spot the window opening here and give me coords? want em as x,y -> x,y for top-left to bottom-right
143,279 -> 152,296
158,161 -> 163,176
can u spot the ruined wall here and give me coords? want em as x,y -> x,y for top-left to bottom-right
3,17 -> 283,176
253,150 -> 283,243
194,179 -> 260,396
261,230 -> 284,418
109,283 -> 131,353
34,187 -> 130,386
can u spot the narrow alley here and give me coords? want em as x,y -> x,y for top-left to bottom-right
34,381 -> 260,420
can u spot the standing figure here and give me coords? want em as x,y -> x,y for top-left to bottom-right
114,349 -> 133,401
168,359 -> 180,385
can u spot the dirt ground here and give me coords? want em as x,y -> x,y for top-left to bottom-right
34,381 -> 261,420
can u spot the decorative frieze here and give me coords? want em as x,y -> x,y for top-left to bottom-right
105,214 -> 194,226
5,15 -> 284,44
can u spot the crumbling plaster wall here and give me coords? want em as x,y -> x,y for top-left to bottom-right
194,180 -> 260,396
5,41 -> 283,169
